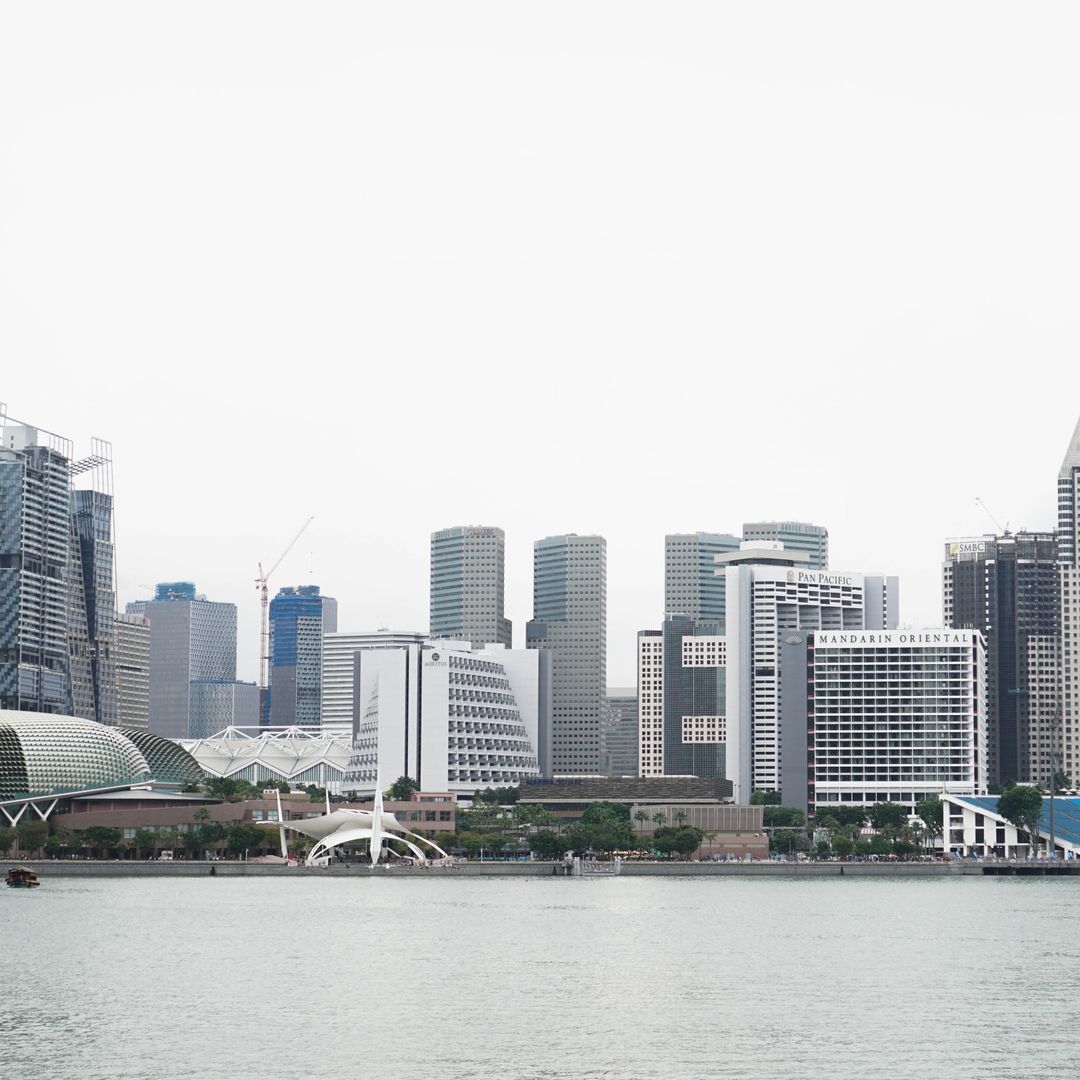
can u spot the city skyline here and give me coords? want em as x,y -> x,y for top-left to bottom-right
2,397 -> 1073,690
3,5 -> 1076,689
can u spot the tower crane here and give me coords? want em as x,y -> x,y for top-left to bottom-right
256,516 -> 314,703
974,498 -> 1009,536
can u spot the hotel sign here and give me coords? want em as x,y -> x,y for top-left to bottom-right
785,569 -> 854,586
816,631 -> 969,646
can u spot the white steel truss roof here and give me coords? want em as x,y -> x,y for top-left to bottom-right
178,727 -> 351,780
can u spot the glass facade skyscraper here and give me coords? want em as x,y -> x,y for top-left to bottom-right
0,420 -> 116,722
266,585 -> 338,728
526,534 -> 606,774
430,526 -> 511,648
943,532 -> 1058,785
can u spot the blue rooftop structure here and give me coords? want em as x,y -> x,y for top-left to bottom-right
951,795 -> 1080,851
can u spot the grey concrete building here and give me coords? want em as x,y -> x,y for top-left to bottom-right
115,612 -> 150,729
190,679 -> 259,738
664,533 -> 741,623
602,687 -> 638,777
129,583 -> 241,740
430,526 -> 511,648
742,521 -> 828,569
526,534 -> 606,775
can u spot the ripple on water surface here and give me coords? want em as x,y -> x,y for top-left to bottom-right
2,876 -> 1079,1080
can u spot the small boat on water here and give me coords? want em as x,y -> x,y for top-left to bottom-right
6,866 -> 40,888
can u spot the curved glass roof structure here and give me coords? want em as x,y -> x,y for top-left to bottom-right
0,711 -> 152,799
118,727 -> 203,786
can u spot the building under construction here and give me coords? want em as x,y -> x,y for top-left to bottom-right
0,403 -> 117,723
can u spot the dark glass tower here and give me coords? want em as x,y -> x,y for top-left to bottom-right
943,532 -> 1058,785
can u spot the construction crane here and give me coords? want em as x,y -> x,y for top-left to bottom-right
256,516 -> 314,700
975,497 -> 1009,536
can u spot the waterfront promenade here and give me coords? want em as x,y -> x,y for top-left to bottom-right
5,858 -> 1078,878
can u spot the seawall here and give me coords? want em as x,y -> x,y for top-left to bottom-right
6,859 -> 1078,879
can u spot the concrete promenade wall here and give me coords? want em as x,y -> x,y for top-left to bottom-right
6,858 -> 1065,879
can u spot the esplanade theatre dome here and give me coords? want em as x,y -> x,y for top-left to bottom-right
0,711 -> 200,799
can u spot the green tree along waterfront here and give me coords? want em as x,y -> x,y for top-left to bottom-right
997,785 -> 1046,855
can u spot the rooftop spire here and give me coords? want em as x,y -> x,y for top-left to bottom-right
1060,415 -> 1080,478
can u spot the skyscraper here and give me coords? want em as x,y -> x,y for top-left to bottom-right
721,542 -> 897,800
526,534 -> 606,774
636,615 -> 727,780
130,582 -> 246,739
942,533 -> 1058,785
0,415 -> 116,721
266,585 -> 338,728
742,521 -> 829,569
115,612 -> 150,729
1058,416 -> 1080,786
602,687 -> 638,777
664,533 -> 741,622
430,526 -> 511,647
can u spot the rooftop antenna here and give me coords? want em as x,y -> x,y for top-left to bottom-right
975,497 -> 1009,536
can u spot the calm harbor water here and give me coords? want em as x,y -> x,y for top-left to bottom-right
3,875 -> 1079,1080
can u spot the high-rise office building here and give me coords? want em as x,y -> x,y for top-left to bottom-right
343,639 -> 550,794
115,612 -> 150,728
664,533 -> 741,623
636,616 -> 727,780
1058,415 -> 1080,786
266,585 -> 338,728
189,679 -> 258,738
430,526 -> 511,648
742,521 -> 829,569
942,533 -> 1058,785
602,687 -> 639,777
321,630 -> 427,738
526,534 -> 606,774
129,582 -> 243,740
721,542 -> 898,800
0,414 -> 116,722
779,629 -> 987,816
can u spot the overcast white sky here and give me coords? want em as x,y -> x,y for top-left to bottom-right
2,3 -> 1078,685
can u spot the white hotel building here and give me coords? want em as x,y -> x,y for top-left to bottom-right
779,629 -> 987,814
720,542 -> 898,801
342,639 -> 551,796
